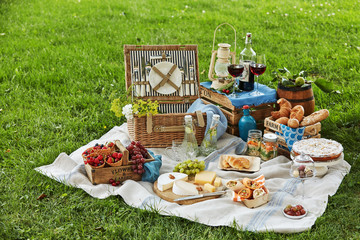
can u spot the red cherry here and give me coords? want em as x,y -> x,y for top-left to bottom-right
300,209 -> 306,215
118,153 -> 123,159
111,182 -> 117,186
112,152 -> 118,158
109,179 -> 115,184
116,181 -> 121,185
226,90 -> 230,94
296,205 -> 303,210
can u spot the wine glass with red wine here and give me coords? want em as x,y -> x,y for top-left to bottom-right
249,54 -> 266,96
227,64 -> 244,98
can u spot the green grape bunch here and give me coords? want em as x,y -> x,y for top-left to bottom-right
173,159 -> 206,175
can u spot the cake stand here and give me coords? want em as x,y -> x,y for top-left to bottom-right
290,152 -> 344,177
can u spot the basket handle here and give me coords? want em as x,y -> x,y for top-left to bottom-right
212,23 -> 236,54
148,111 -> 205,133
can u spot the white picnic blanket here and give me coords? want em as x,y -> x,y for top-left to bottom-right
35,124 -> 351,233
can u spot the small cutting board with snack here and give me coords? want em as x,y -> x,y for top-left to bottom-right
153,171 -> 225,205
218,155 -> 261,172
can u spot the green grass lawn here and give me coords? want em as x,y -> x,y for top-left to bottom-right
1,0 -> 360,239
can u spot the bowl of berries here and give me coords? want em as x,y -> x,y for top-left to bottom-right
283,204 -> 307,219
82,142 -> 116,169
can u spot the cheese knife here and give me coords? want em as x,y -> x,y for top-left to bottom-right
173,190 -> 227,202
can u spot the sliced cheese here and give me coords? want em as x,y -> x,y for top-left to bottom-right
204,183 -> 216,193
214,177 -> 222,187
172,180 -> 198,196
157,172 -> 188,191
194,171 -> 216,185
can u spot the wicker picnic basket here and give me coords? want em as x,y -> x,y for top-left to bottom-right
124,45 -> 207,148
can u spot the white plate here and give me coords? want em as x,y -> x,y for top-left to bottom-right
218,155 -> 261,172
282,205 -> 308,219
149,62 -> 181,95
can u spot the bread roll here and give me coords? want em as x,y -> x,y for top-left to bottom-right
275,117 -> 289,125
225,156 -> 250,169
300,109 -> 329,126
290,105 -> 305,122
288,118 -> 300,128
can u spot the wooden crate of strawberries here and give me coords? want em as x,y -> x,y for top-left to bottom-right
83,140 -> 154,185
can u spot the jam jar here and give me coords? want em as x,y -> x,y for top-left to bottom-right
260,133 -> 278,161
247,129 -> 262,156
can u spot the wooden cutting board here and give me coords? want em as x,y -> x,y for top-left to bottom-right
153,180 -> 224,205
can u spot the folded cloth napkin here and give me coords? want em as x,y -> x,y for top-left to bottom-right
186,98 -> 228,140
278,124 -> 305,152
141,150 -> 162,183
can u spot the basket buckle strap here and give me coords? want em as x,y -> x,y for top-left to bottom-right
195,110 -> 205,127
152,64 -> 179,91
146,113 -> 153,134
153,125 -> 185,132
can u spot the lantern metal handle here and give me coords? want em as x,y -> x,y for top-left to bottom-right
212,23 -> 236,55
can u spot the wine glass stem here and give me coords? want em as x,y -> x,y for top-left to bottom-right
256,76 -> 259,92
301,179 -> 305,199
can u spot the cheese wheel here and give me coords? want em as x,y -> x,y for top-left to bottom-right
157,172 -> 188,191
172,180 -> 198,196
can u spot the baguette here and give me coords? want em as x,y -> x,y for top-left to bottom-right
300,109 -> 329,126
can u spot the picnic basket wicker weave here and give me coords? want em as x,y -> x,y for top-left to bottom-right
124,45 -> 207,148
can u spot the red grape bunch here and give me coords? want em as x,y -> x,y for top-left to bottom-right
126,141 -> 149,175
